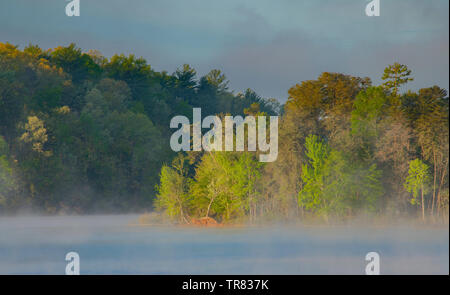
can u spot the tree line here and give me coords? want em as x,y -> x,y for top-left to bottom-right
0,42 -> 277,214
0,42 -> 448,222
156,65 -> 449,223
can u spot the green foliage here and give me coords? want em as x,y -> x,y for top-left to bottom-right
155,155 -> 191,223
204,69 -> 229,92
404,159 -> 430,205
0,42 -> 278,214
0,136 -> 17,212
352,87 -> 388,135
351,86 -> 389,161
50,43 -> 102,82
382,63 -> 413,95
155,151 -> 264,223
0,41 -> 447,222
189,152 -> 263,222
105,53 -> 153,99
298,135 -> 382,218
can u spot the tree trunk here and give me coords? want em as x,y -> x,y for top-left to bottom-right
206,193 -> 217,218
206,199 -> 213,218
437,157 -> 448,217
431,149 -> 436,216
421,184 -> 425,222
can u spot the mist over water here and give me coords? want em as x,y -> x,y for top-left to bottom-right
0,215 -> 448,274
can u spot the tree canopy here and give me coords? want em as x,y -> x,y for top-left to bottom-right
0,42 -> 448,223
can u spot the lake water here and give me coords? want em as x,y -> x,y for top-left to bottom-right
0,215 -> 448,274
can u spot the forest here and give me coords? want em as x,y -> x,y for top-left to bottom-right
0,42 -> 448,223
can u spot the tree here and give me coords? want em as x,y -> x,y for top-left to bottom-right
0,136 -> 18,212
155,155 -> 191,223
2,41 -> 448,221
95,78 -> 132,112
19,116 -> 51,156
298,135 -> 382,221
404,159 -> 431,221
189,151 -> 263,222
50,43 -> 102,82
204,69 -> 229,92
413,87 -> 449,217
374,117 -> 413,212
174,64 -> 197,92
105,53 -> 153,100
351,86 -> 389,162
382,63 -> 413,96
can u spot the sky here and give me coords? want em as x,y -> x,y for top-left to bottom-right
1,0 -> 448,102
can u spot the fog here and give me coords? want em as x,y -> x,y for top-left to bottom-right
0,215 -> 448,274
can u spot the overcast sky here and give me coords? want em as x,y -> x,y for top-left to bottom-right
1,0 -> 448,101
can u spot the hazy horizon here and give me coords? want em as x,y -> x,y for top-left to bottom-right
1,0 -> 448,101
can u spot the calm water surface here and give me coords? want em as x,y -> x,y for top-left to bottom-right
0,215 -> 448,274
